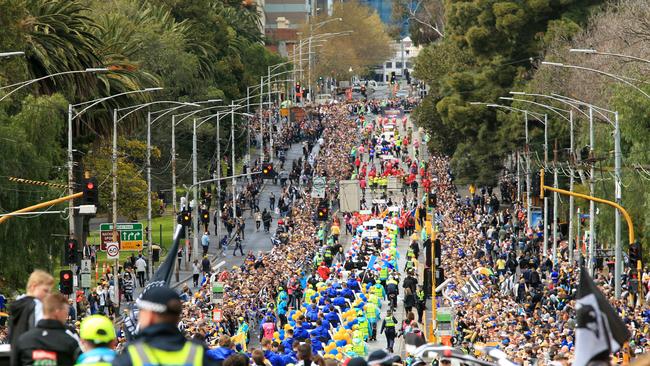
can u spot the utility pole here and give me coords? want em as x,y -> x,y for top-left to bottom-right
192,118 -> 199,263
542,114 -> 548,258
231,103 -> 237,220
171,115 -> 177,221
68,104 -> 75,238
568,110 -> 575,264
259,76 -> 265,163
217,113 -> 222,237
588,106 -> 596,274
614,111 -> 622,298
111,109 -> 120,307
525,111 -> 532,226
552,139 -> 558,263
146,110 -> 153,277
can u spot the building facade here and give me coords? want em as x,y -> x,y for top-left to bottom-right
373,36 -> 421,82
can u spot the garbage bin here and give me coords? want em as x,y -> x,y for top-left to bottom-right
152,244 -> 161,262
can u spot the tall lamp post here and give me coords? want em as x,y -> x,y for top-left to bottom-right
541,60 -> 642,297
470,102 -> 547,235
501,96 -> 573,263
113,100 -> 199,277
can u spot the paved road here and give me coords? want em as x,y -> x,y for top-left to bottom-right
171,133 -> 320,290
330,112 -> 429,355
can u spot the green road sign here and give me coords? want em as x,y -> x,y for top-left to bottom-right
99,223 -> 143,251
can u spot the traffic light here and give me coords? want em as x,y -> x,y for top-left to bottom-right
60,270 -> 74,295
201,209 -> 210,224
316,204 -> 329,221
262,162 -> 274,179
427,192 -> 437,208
295,82 -> 301,94
180,210 -> 192,227
629,241 -> 642,265
531,171 -> 541,198
82,177 -> 99,206
64,238 -> 78,266
390,72 -> 396,85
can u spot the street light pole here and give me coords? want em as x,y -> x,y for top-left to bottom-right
192,118 -> 199,263
111,109 -> 120,307
543,114 -> 548,259
146,110 -> 153,276
231,103 -> 237,219
614,111 -> 622,298
524,111 -> 531,227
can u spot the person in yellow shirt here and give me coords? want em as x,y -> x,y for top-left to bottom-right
496,256 -> 507,277
331,224 -> 340,242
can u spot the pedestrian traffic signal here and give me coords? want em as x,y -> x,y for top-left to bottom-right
82,177 -> 99,206
262,162 -> 274,179
317,205 -> 329,221
60,270 -> 74,295
201,209 -> 210,224
390,72 -> 396,84
64,238 -> 78,266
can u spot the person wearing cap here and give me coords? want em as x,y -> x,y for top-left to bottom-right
236,317 -> 250,344
76,315 -> 117,366
112,286 -> 215,366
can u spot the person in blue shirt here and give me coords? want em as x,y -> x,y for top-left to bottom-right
311,319 -> 331,343
206,335 -> 236,362
324,305 -> 341,328
346,275 -> 361,292
293,320 -> 310,340
340,283 -> 355,300
281,329 -> 295,352
261,338 -> 285,366
306,303 -> 319,322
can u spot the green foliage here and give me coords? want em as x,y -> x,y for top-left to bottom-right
0,94 -> 68,292
413,0 -> 603,185
84,138 -> 160,221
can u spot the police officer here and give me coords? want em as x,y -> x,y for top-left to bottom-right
416,286 -> 426,324
379,310 -> 398,353
113,287 -> 215,366
76,315 -> 117,366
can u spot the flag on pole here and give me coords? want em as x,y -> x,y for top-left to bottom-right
461,274 -> 482,297
573,267 -> 630,366
499,273 -> 518,296
124,224 -> 185,341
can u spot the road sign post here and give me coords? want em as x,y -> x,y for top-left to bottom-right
100,223 -> 144,251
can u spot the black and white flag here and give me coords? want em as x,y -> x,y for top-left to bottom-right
499,273 -> 518,296
123,224 -> 185,340
461,274 -> 482,296
574,267 -> 630,366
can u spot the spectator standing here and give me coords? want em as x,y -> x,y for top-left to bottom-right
12,293 -> 81,366
135,255 -> 147,287
8,269 -> 54,361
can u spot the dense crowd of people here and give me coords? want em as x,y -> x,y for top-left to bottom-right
2,96 -> 650,366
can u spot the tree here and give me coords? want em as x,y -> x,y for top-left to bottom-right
412,0 -> 604,186
84,138 -> 160,221
393,0 -> 445,45
307,0 -> 392,80
0,94 -> 68,292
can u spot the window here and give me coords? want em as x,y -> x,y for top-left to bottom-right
385,62 -> 392,68
406,62 -> 412,68
395,62 -> 403,69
